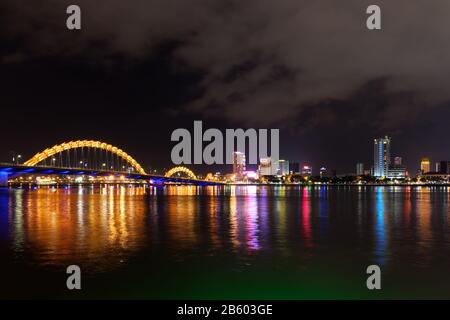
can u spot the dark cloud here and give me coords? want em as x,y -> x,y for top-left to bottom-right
2,0 -> 450,129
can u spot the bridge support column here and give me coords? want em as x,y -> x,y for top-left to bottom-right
0,172 -> 8,187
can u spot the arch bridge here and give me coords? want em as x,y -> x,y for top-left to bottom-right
165,166 -> 197,180
0,140 -> 219,186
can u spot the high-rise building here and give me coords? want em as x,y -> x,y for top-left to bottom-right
319,166 -> 328,178
289,162 -> 300,174
277,159 -> 290,176
301,164 -> 312,176
233,151 -> 246,177
356,163 -> 364,176
420,157 -> 431,174
258,157 -> 272,176
373,136 -> 391,177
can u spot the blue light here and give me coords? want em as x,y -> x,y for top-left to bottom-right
375,188 -> 386,266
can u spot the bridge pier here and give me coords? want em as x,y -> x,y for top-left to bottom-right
0,172 -> 8,187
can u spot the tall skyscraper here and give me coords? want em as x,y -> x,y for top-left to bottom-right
319,166 -> 328,178
258,157 -> 272,176
233,151 -> 246,177
356,163 -> 364,175
373,136 -> 391,177
420,157 -> 430,174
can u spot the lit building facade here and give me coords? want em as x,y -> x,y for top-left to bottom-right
271,159 -> 279,176
233,151 -> 246,178
420,157 -> 431,174
388,155 -> 406,178
373,136 -> 391,177
277,160 -> 290,176
301,164 -> 312,177
356,163 -> 364,176
258,157 -> 272,176
387,165 -> 407,179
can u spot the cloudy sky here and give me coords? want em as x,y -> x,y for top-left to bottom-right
1,0 -> 449,173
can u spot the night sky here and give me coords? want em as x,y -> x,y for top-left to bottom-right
1,0 -> 449,175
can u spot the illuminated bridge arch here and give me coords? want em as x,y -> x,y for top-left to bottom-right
24,140 -> 146,175
165,166 -> 197,180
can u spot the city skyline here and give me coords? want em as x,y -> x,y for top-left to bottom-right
3,132 -> 449,178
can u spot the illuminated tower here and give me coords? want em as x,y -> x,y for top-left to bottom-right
373,136 -> 391,177
420,157 -> 430,174
233,151 -> 246,177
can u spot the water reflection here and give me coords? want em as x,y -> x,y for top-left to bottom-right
1,185 -> 449,277
374,188 -> 387,266
301,187 -> 313,248
4,187 -> 148,272
244,186 -> 261,252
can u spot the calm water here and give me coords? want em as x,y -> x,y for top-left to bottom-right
1,185 -> 450,299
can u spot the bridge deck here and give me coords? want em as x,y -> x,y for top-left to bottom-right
0,163 -> 222,186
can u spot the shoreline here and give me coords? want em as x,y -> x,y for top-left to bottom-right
3,183 -> 450,189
